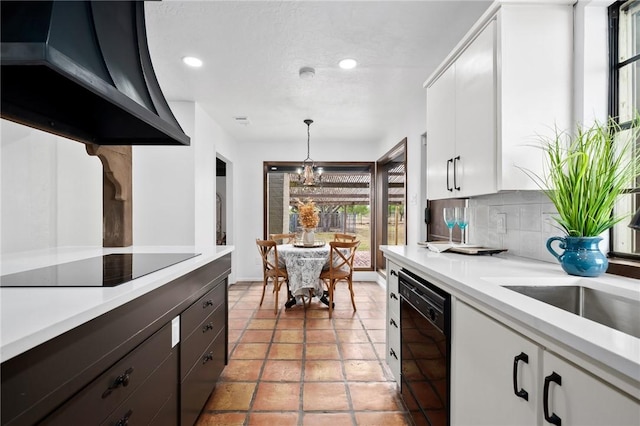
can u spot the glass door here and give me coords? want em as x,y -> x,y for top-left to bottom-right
264,161 -> 374,270
376,140 -> 406,272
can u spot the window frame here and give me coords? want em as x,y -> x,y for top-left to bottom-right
263,161 -> 376,271
608,0 -> 640,274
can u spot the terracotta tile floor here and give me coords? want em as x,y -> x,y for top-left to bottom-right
196,281 -> 411,426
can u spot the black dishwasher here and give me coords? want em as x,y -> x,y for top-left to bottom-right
399,269 -> 450,426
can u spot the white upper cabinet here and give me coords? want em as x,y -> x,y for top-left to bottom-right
425,2 -> 573,199
426,62 -> 457,199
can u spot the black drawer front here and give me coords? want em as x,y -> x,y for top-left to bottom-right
180,329 -> 225,426
181,282 -> 225,342
148,389 -> 178,426
101,350 -> 178,426
42,322 -> 175,425
180,301 -> 226,378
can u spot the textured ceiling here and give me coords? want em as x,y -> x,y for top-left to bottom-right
144,1 -> 492,148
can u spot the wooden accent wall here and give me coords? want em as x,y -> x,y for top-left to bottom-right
86,145 -> 132,247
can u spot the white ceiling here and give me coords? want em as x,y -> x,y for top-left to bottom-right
144,1 -> 492,148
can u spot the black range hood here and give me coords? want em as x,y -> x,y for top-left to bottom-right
0,1 -> 190,146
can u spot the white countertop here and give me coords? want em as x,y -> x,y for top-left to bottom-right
380,245 -> 640,389
0,245 -> 234,363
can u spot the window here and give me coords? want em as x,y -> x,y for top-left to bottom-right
610,0 -> 640,260
264,162 -> 374,270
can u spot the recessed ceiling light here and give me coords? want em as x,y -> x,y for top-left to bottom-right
182,56 -> 203,67
338,58 -> 357,70
299,66 -> 316,79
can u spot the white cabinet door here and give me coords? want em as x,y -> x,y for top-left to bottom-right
386,261 -> 401,384
455,20 -> 497,197
426,64 -> 456,200
452,301 -> 539,426
424,4 -> 572,198
542,351 -> 639,426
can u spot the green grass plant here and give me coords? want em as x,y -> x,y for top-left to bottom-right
520,117 -> 639,237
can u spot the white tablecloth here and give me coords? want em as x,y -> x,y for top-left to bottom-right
276,244 -> 329,298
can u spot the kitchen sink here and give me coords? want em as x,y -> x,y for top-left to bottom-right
503,285 -> 640,339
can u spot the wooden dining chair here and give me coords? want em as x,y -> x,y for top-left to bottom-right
269,233 -> 296,244
256,239 -> 289,314
319,240 -> 360,318
333,233 -> 356,242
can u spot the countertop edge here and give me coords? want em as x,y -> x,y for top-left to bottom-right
380,245 -> 640,390
0,246 -> 234,362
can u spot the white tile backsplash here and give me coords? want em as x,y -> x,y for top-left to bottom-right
469,191 -> 559,262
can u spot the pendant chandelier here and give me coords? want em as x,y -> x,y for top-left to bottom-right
298,119 -> 323,186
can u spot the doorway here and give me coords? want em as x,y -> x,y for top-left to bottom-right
375,139 -> 406,272
216,156 -> 227,245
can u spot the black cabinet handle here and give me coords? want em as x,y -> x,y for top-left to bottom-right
390,292 -> 398,300
389,348 -> 398,360
390,318 -> 398,328
102,367 -> 134,398
543,371 -> 562,425
512,352 -> 529,401
203,299 -> 214,308
115,409 -> 133,426
202,352 -> 214,364
453,156 -> 461,190
202,322 -> 214,333
390,270 -> 398,277
446,158 -> 453,191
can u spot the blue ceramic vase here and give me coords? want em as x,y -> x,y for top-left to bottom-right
546,236 -> 608,277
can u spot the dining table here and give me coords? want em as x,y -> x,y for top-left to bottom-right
276,243 -> 331,302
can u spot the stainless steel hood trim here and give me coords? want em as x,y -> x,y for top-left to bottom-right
0,1 -> 190,146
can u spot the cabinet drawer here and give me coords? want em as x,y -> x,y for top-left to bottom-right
42,322 -> 175,425
101,350 -> 178,426
180,301 -> 226,378
181,329 -> 226,426
181,282 -> 225,342
149,390 -> 178,426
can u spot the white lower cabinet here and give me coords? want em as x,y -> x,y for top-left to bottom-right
542,351 -> 639,426
453,301 -> 639,426
385,260 -> 401,385
453,299 -> 539,426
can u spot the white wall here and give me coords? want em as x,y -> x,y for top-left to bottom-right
1,120 -> 102,255
133,102 -> 196,246
376,94 -> 428,247
132,101 -> 239,282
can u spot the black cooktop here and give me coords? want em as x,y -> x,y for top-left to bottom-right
0,253 -> 200,287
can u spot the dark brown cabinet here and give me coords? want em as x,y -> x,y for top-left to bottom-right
180,284 -> 227,425
1,254 -> 230,426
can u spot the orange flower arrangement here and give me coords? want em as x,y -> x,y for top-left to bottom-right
297,199 -> 319,228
